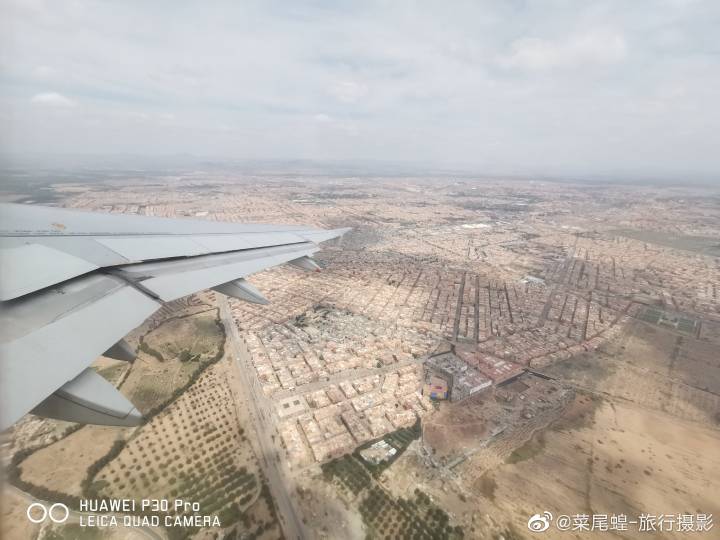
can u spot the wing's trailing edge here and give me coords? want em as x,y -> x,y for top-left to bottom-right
0,203 -> 349,430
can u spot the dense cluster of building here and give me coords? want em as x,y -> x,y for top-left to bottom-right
424,352 -> 492,402
276,364 -> 432,465
55,173 -> 720,471
238,307 -> 434,397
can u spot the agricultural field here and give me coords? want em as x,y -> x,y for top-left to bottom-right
92,361 -> 271,538
322,455 -> 372,498
637,308 -> 699,336
320,423 -> 464,540
359,487 -> 464,540
3,293 -> 280,540
122,307 -> 225,414
611,229 -> 720,257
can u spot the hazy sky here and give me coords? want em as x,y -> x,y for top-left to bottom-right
1,0 -> 719,179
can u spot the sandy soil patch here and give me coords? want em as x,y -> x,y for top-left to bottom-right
296,477 -> 366,540
1,488 -> 43,540
481,400 -> 720,539
19,426 -> 123,497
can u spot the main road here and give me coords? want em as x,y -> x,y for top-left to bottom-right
219,297 -> 308,540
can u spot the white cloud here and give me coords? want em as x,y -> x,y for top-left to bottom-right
503,30 -> 627,70
328,80 -> 368,104
127,111 -> 150,122
30,92 -> 76,107
32,65 -> 56,79
1,1 -> 718,178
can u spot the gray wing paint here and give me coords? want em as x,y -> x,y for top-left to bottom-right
0,203 -> 346,301
0,203 -> 349,430
1,274 -> 160,429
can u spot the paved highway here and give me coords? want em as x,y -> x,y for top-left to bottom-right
219,298 -> 308,540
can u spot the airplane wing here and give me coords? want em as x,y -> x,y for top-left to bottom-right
0,203 -> 349,431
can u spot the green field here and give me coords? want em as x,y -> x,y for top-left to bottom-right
322,420 -> 464,539
612,229 -> 720,256
638,307 -> 698,335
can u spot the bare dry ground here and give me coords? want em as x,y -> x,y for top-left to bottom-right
422,373 -> 572,463
422,398 -> 490,459
1,489 -> 42,540
380,320 -> 720,539
42,522 -> 152,540
482,399 -> 720,539
19,426 -> 121,497
295,477 -> 367,540
546,321 -> 720,426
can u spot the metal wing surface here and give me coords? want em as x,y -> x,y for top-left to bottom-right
0,203 -> 349,430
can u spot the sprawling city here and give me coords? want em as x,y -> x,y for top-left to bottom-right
2,1 -> 719,539
2,170 -> 719,539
